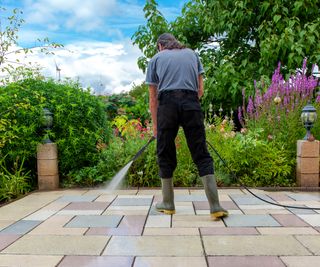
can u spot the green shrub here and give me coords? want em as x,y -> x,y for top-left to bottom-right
206,119 -> 295,187
0,78 -> 111,183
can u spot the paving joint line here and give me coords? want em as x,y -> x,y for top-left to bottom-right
198,227 -> 209,267
293,234 -> 316,256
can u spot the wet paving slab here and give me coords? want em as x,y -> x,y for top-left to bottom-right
0,188 -> 319,267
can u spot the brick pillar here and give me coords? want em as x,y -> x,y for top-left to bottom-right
296,140 -> 319,187
37,143 -> 59,190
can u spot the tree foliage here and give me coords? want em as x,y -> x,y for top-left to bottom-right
132,0 -> 320,113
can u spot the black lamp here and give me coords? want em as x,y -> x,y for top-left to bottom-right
301,102 -> 317,140
42,108 -> 53,143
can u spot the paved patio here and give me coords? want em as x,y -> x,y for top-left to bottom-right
0,188 -> 320,267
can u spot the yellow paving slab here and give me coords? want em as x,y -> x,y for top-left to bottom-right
203,235 -> 311,256
2,235 -> 110,255
295,235 -> 320,255
40,201 -> 69,211
103,236 -> 203,256
0,255 -> 63,267
172,215 -> 225,228
103,206 -> 150,216
134,256 -> 207,267
145,215 -> 171,228
280,256 -> 320,267
257,227 -> 319,235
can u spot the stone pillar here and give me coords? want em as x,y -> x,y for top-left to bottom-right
296,140 -> 319,187
37,143 -> 59,190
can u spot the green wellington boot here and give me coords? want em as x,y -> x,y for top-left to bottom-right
201,174 -> 228,220
156,178 -> 175,215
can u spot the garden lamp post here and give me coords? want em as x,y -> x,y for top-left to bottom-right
42,108 -> 53,143
37,108 -> 59,190
301,102 -> 317,140
312,64 -> 320,97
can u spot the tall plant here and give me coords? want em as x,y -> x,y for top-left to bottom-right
239,59 -> 319,155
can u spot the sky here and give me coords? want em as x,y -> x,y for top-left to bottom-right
0,0 -> 188,94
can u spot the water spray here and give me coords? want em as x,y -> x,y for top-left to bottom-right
105,136 -> 156,190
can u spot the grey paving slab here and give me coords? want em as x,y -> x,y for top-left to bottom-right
0,234 -> 21,251
2,235 -> 110,255
57,195 -> 98,202
63,202 -> 110,210
288,206 -> 317,214
230,194 -> 276,205
193,201 -> 239,210
65,215 -> 122,228
149,205 -> 166,215
0,220 -> 42,234
207,256 -> 286,267
267,193 -> 295,202
286,193 -> 320,201
58,256 -> 134,267
111,198 -> 152,206
223,214 -> 281,227
295,236 -> 320,255
104,236 -> 203,256
174,194 -> 207,202
203,235 -> 311,255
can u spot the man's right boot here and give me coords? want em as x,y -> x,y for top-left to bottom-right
156,178 -> 175,215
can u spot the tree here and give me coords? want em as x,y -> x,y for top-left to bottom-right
0,7 -> 62,82
132,0 -> 320,114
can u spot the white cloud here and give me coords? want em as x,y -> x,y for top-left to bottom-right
2,40 -> 145,95
23,0 -> 130,32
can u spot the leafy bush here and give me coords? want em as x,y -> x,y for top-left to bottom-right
0,156 -> 32,202
0,78 -> 111,183
206,119 -> 295,187
101,83 -> 150,127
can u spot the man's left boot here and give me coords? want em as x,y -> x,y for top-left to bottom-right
201,174 -> 228,220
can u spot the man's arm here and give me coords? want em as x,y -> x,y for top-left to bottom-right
198,74 -> 204,99
149,84 -> 158,137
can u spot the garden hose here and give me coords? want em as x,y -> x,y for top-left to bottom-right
206,141 -> 320,210
132,136 -> 156,161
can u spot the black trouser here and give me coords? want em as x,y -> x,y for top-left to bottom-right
157,90 -> 214,178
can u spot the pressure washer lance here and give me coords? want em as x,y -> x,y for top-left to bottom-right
106,136 -> 156,190
206,141 -> 320,211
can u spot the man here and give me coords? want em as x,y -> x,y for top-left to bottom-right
146,33 -> 228,220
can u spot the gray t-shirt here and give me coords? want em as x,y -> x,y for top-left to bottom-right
145,48 -> 204,93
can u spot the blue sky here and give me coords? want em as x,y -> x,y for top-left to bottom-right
1,0 -> 188,94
